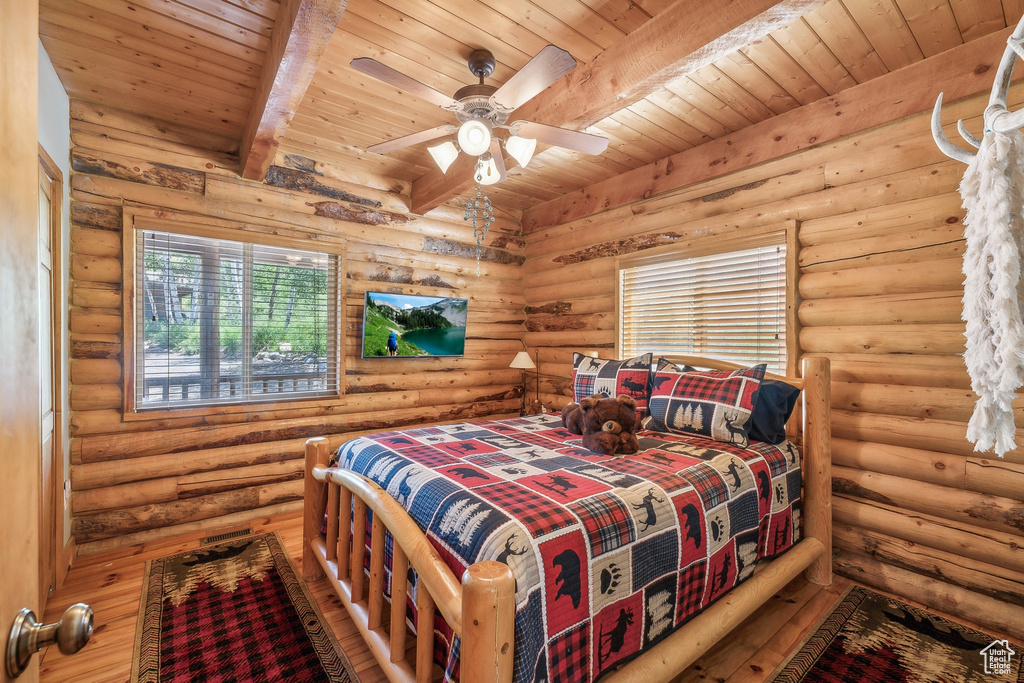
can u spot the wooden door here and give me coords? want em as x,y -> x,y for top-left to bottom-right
37,154 -> 59,606
1,1 -> 42,682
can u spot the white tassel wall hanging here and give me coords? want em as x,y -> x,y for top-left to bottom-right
958,130 -> 1024,456
932,18 -> 1024,457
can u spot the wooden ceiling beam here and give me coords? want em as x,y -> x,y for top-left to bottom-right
521,25 -> 1019,233
410,0 -> 820,215
239,0 -> 348,181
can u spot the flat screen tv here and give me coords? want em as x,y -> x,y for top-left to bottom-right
361,291 -> 468,358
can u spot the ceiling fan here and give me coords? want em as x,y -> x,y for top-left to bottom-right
351,45 -> 609,186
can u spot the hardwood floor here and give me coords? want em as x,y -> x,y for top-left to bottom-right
35,512 -> 857,682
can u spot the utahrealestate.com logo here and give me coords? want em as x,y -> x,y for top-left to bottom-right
981,640 -> 1016,676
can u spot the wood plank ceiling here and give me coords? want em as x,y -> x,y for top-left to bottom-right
39,0 -> 1022,215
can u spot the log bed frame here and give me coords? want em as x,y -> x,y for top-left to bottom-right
302,356 -> 832,683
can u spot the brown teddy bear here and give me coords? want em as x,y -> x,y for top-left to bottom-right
561,394 -> 640,456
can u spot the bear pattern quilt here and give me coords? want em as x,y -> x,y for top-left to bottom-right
333,413 -> 802,683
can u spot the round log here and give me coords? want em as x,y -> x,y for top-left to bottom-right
832,437 -> 964,489
833,496 -> 1024,574
70,308 -> 121,335
799,227 -> 964,274
799,192 -> 963,247
70,227 -> 121,257
70,358 -> 121,386
799,258 -> 962,299
819,353 -> 971,389
70,384 -> 122,411
71,254 -> 121,284
832,463 -> 1024,537
832,525 -> 1024,608
830,382 -> 1023,425
72,281 -> 121,309
831,409 -> 1024,463
800,324 -> 965,355
798,291 -> 962,326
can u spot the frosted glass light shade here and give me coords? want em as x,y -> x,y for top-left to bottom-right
475,157 -> 501,185
458,119 -> 491,156
427,141 -> 459,173
505,135 -> 536,168
509,351 -> 536,369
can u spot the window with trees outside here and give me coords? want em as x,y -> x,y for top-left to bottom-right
618,233 -> 790,373
134,228 -> 341,410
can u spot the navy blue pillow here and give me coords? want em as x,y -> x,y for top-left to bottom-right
748,379 -> 800,444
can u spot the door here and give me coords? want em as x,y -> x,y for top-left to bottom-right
38,152 -> 60,606
1,1 -> 42,682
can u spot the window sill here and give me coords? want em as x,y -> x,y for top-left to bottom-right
123,391 -> 346,422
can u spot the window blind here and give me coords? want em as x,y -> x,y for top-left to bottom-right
135,229 -> 340,409
619,240 -> 787,372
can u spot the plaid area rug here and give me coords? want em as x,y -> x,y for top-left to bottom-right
131,532 -> 358,682
770,585 -> 1023,682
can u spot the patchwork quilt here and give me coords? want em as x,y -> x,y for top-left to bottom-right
333,413 -> 802,683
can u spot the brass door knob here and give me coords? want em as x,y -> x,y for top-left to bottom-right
6,603 -> 93,678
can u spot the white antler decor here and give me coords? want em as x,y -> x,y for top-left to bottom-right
932,17 -> 1024,457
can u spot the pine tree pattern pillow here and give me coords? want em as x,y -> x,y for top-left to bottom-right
643,361 -> 766,447
571,352 -> 652,418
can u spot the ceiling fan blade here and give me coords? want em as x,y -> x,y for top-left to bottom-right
366,125 -> 457,155
509,121 -> 609,155
351,57 -> 460,111
489,139 -> 507,181
489,45 -> 577,113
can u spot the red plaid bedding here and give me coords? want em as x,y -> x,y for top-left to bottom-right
333,413 -> 802,683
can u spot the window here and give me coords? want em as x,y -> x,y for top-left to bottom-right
618,233 -> 790,373
133,227 -> 341,410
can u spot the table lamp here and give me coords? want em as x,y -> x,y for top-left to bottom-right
509,350 -> 536,415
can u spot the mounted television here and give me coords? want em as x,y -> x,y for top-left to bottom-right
361,291 -> 468,358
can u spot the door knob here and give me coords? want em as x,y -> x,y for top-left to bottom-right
6,603 -> 93,678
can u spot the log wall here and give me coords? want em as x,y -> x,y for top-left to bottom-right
67,100 -> 525,555
522,88 -> 1024,639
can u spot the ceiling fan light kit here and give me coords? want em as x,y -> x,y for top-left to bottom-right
475,156 -> 501,186
505,135 -> 537,168
428,141 -> 459,173
457,119 -> 492,156
351,44 -> 609,189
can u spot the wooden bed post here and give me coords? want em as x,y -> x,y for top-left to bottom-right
801,356 -> 832,586
303,437 -> 331,582
461,560 -> 516,683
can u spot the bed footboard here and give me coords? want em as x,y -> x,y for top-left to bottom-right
303,437 -> 515,683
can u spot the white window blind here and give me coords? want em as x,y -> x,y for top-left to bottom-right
135,229 -> 340,409
619,240 -> 787,372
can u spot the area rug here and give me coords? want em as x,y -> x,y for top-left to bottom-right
770,585 -> 1022,682
131,532 -> 358,682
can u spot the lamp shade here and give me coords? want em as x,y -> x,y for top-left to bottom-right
427,141 -> 459,173
457,119 -> 491,156
509,351 -> 536,369
475,156 -> 501,186
505,135 -> 537,168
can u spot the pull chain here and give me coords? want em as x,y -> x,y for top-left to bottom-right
463,184 -> 492,277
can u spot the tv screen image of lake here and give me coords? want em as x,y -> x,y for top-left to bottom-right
401,327 -> 465,355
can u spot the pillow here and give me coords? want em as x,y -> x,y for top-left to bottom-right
572,352 -> 652,418
643,360 -> 766,446
748,379 -> 801,445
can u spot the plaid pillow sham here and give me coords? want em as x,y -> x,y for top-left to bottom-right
571,352 -> 652,418
642,359 -> 766,447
